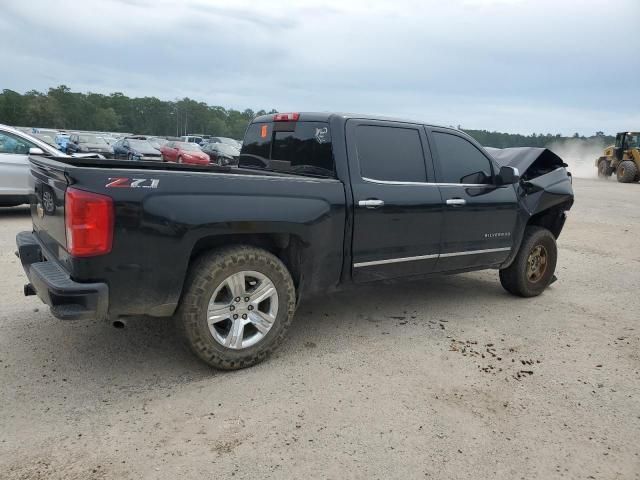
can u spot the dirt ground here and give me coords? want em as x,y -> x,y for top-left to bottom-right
0,178 -> 638,480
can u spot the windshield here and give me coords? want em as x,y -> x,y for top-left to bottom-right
213,137 -> 238,146
128,139 -> 153,148
207,143 -> 239,155
148,138 -> 167,148
626,134 -> 639,148
177,142 -> 201,151
78,135 -> 107,145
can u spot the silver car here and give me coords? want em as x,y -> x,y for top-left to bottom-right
0,125 -> 101,207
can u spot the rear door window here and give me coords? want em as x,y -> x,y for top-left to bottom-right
355,125 -> 427,182
240,122 -> 335,177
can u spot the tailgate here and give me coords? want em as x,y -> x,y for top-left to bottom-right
29,156 -> 69,261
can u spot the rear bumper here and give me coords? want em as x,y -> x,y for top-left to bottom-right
0,195 -> 30,206
16,231 -> 109,321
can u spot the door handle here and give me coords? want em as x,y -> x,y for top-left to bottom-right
446,198 -> 466,206
358,199 -> 385,209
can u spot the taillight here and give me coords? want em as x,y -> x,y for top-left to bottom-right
65,187 -> 114,257
273,112 -> 300,122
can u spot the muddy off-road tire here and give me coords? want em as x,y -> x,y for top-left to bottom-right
616,161 -> 637,183
499,226 -> 557,298
177,246 -> 296,370
597,158 -> 612,178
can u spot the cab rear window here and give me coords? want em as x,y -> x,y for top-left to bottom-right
240,121 -> 334,178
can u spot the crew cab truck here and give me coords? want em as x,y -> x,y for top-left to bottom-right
17,112 -> 574,369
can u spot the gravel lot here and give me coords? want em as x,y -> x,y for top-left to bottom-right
0,178 -> 638,480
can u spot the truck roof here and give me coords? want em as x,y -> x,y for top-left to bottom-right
251,112 -> 461,133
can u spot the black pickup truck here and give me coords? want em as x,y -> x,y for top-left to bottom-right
17,112 -> 574,369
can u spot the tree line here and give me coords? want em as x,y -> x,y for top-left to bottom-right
0,86 -> 276,140
0,86 -> 615,146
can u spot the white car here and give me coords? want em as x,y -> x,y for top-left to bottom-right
0,125 -> 101,207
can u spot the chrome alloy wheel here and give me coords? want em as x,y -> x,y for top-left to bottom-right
207,271 -> 279,349
526,245 -> 548,283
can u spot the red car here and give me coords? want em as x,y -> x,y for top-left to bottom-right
160,141 -> 210,165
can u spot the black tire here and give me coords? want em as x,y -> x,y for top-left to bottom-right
616,161 -> 637,183
177,246 -> 296,370
499,226 -> 557,297
597,158 -> 611,178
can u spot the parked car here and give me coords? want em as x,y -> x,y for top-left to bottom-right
55,134 -> 71,151
201,142 -> 239,165
67,133 -> 114,158
113,138 -> 162,161
16,112 -> 574,371
180,135 -> 204,145
0,124 -> 66,206
160,141 -> 210,165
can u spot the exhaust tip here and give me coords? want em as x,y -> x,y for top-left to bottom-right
112,320 -> 126,329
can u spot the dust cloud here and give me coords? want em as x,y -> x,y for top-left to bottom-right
547,138 -> 609,179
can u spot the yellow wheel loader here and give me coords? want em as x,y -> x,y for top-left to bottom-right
596,132 -> 640,183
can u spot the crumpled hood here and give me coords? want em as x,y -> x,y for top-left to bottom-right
486,146 -> 574,216
485,147 -> 567,180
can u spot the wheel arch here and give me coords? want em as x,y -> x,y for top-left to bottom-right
188,232 -> 305,293
526,200 -> 572,239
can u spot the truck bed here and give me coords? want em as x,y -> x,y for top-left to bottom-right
25,154 -> 347,319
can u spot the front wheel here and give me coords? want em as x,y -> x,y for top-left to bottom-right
177,246 -> 296,370
499,226 -> 558,297
616,160 -> 638,183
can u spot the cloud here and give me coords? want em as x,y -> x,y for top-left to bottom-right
1,0 -> 639,135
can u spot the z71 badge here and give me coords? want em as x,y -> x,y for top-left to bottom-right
106,178 -> 160,189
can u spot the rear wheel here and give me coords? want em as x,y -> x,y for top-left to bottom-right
177,246 -> 296,370
616,161 -> 637,183
499,226 -> 557,297
597,158 -> 611,178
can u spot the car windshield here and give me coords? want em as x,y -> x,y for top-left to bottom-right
214,137 -> 238,146
78,135 -> 107,145
35,134 -> 55,143
128,139 -> 152,148
148,138 -> 167,148
208,143 -> 239,155
177,142 -> 201,151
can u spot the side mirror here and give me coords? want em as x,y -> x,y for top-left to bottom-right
29,147 -> 44,155
498,165 -> 520,184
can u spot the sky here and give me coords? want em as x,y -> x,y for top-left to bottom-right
1,0 -> 639,135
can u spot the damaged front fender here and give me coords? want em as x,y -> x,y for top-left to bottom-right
487,146 -> 574,216
486,147 -> 574,268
